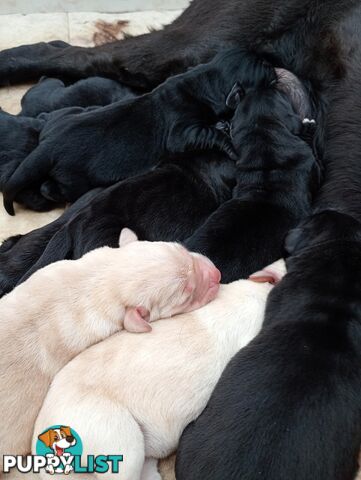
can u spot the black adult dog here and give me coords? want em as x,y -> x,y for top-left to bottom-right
185,68 -> 321,282
176,211 -> 361,480
2,48 -> 257,214
0,151 -> 236,296
0,0 -> 357,91
20,76 -> 136,117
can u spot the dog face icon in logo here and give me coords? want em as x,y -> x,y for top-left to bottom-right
37,425 -> 81,475
38,426 -> 76,456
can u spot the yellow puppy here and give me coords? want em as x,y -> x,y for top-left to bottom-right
0,228 -> 220,467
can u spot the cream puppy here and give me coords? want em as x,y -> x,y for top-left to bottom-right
34,260 -> 286,480
0,228 -> 220,466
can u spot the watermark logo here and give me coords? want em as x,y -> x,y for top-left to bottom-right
3,425 -> 123,475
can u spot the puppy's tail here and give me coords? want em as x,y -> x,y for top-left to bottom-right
2,145 -> 52,216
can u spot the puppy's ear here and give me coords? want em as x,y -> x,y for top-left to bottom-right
249,260 -> 286,284
118,228 -> 138,248
124,306 -> 151,333
38,430 -> 52,447
226,82 -> 245,109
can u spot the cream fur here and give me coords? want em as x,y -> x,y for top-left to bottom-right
33,260 -> 286,480
0,233 -> 216,467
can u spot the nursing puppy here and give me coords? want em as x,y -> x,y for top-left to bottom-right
20,76 -> 136,117
176,211 -> 361,480
33,260 -> 285,480
185,68 -> 321,281
0,53 -> 273,288
0,151 -> 235,294
0,230 -> 220,467
2,49 -> 272,213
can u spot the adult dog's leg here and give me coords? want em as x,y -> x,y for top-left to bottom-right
0,2 -> 229,90
3,0 -> 355,90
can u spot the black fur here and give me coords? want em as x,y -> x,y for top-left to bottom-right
20,76 -> 136,117
0,110 -> 58,211
0,65 -> 317,289
0,1 -> 357,89
176,211 -> 361,480
0,108 -> 98,211
0,152 -> 235,296
0,188 -> 102,297
0,75 -> 135,210
1,49 -> 268,214
175,5 -> 361,478
184,80 -> 320,282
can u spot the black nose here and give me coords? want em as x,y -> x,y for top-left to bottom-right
66,435 -> 74,443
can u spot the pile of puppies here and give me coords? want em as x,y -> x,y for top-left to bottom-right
0,20 -> 337,480
0,51 -> 320,290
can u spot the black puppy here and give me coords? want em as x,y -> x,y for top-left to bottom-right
0,188 -> 103,297
184,68 -> 321,282
176,210 -> 361,480
0,110 -> 57,211
0,110 -> 43,156
2,49 -> 271,214
20,76 -> 136,117
0,108 -> 100,211
0,151 -> 236,296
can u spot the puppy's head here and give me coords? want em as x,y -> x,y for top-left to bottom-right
229,67 -> 321,192
38,426 -> 76,455
116,229 -> 221,332
230,67 -> 315,151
